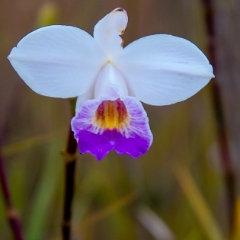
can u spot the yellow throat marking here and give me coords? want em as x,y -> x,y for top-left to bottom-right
94,99 -> 129,130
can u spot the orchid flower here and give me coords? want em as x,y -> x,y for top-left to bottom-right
8,8 -> 214,160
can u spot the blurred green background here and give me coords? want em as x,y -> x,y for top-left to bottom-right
1,0 -> 240,239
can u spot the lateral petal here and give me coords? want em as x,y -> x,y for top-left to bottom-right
8,25 -> 106,98
115,34 -> 214,106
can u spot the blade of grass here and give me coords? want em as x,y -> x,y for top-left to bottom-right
0,146 -> 25,240
2,130 -> 65,157
25,140 -> 63,240
136,206 -> 176,240
173,165 -> 224,240
74,190 -> 139,233
231,197 -> 240,240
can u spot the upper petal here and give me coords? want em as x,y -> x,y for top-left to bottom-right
93,8 -> 128,57
8,25 -> 106,98
114,34 -> 214,106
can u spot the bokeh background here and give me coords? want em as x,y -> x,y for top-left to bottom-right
1,0 -> 240,239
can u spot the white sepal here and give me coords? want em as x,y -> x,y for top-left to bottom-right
94,8 -> 128,57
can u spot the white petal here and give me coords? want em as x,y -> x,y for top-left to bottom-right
94,63 -> 128,100
75,87 -> 94,113
114,34 -> 214,106
8,25 -> 106,98
93,8 -> 128,57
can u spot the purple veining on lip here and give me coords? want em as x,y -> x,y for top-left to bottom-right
71,96 -> 153,160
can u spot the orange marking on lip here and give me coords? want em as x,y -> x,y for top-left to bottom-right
94,99 -> 129,129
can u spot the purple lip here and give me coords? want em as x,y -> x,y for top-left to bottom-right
71,96 -> 153,160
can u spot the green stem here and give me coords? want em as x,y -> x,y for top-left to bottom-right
62,99 -> 77,240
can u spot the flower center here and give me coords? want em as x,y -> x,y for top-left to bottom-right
94,99 -> 129,130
